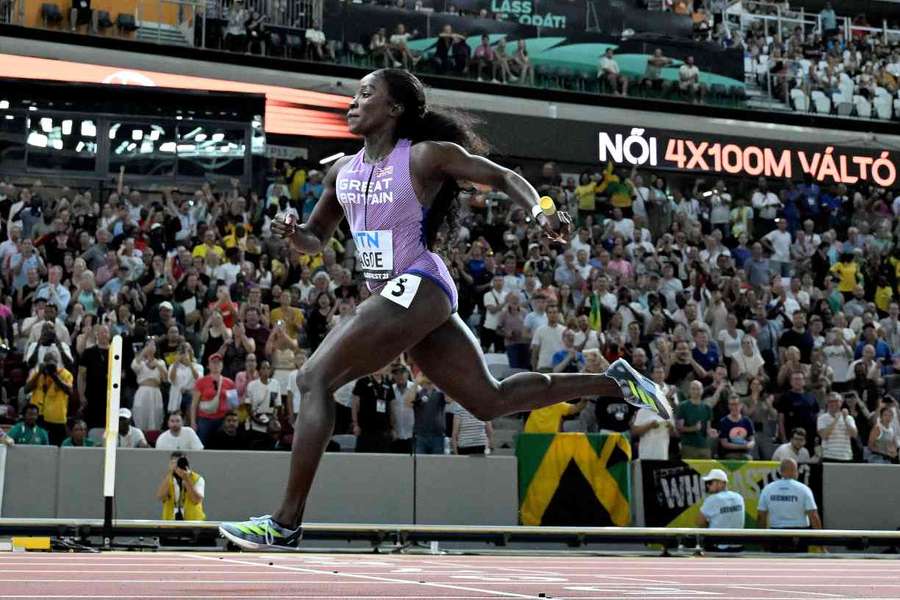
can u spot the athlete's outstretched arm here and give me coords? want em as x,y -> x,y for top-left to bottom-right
273,156 -> 350,254
416,142 -> 568,242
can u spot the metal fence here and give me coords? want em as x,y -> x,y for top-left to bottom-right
208,0 -> 321,29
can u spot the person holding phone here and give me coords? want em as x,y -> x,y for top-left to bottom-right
244,360 -> 282,443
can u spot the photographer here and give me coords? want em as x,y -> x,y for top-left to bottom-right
25,319 -> 74,372
25,355 -> 74,446
156,452 -> 206,521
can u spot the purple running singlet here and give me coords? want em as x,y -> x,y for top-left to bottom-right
335,138 -> 458,311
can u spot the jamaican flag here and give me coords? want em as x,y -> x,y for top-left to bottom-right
517,433 -> 631,526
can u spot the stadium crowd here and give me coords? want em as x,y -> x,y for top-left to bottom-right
0,152 -> 897,463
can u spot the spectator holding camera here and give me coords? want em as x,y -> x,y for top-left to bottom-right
868,405 -> 898,464
168,342 -> 203,415
25,318 -> 73,372
131,339 -> 167,432
157,452 -> 205,521
817,392 -> 857,463
25,355 -> 74,445
244,359 -> 282,442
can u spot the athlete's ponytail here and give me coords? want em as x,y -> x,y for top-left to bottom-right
374,68 -> 489,251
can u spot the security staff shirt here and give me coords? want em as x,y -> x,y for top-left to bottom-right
700,490 -> 746,530
758,478 -> 817,528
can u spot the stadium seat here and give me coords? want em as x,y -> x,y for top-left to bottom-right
332,434 -> 357,452
835,100 -> 854,116
145,429 -> 161,447
852,95 -> 872,118
810,90 -> 832,114
88,427 -> 105,446
96,10 -> 113,32
40,3 -> 63,27
873,95 -> 893,120
116,13 -> 138,34
790,88 -> 809,112
894,96 -> 900,119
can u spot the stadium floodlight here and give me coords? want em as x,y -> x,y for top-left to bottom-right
132,129 -> 143,141
76,141 -> 84,152
196,133 -> 207,142
40,117 -> 52,133
159,142 -> 176,153
0,100 -> 8,109
51,139 -> 63,150
211,133 -> 225,142
81,121 -> 96,137
62,120 -> 73,136
320,152 -> 346,165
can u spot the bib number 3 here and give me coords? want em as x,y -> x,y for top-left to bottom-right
380,274 -> 423,309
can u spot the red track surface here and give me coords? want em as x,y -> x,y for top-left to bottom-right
3,551 -> 900,599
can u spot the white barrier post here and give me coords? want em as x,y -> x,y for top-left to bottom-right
102,335 -> 123,546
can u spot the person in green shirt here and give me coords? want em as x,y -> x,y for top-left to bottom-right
676,380 -> 714,459
61,419 -> 95,447
8,404 -> 50,446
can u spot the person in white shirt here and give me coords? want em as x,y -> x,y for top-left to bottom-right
771,427 -> 812,464
245,360 -> 282,435
106,407 -> 149,448
155,411 -> 204,450
286,352 -> 306,423
763,218 -> 793,277
817,392 -> 857,462
598,47 -> 628,95
698,469 -> 745,551
678,55 -> 704,102
481,274 -> 507,353
630,407 -> 673,459
758,459 -> 822,551
168,343 -> 204,414
751,177 -> 781,235
531,305 -> 565,371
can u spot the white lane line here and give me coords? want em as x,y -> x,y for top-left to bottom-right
194,553 -> 542,599
732,585 -> 844,598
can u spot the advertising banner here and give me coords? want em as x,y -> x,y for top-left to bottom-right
640,459 -> 824,528
598,125 -> 899,188
517,432 -> 631,526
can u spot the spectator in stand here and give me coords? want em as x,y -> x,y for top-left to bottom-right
352,370 -> 394,453
512,39 -> 535,86
677,380 -> 715,458
531,304 -> 565,371
451,401 -> 493,455
772,427 -> 813,464
62,419 -> 94,447
110,407 -> 149,448
552,329 -> 585,373
718,395 -> 756,459
497,291 -> 530,369
389,365 -> 415,453
432,24 -> 461,74
630,405 -> 673,459
155,411 -> 204,451
472,34 -> 497,82
207,410 -> 248,450
369,27 -> 395,68
451,31 -> 471,75
492,38 -> 517,84
389,24 -> 419,70
245,359 -> 282,447
817,392 -> 857,462
305,18 -> 333,62
77,324 -> 111,431
8,404 -> 49,445
406,372 -> 447,455
191,354 -> 237,444
157,452 -> 205,521
481,274 -> 506,353
26,355 -> 73,446
599,48 -> 628,96
223,0 -> 249,53
868,405 -> 898,464
168,342 -> 203,416
524,399 -> 587,433
131,340 -> 167,432
678,55 -> 705,103
641,48 -> 673,95
777,371 -> 819,453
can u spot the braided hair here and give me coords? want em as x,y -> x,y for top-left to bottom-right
373,69 -> 489,252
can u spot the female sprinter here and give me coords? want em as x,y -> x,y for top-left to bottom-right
220,69 -> 669,549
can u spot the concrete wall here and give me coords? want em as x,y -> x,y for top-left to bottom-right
2,447 -> 516,525
823,463 -> 900,530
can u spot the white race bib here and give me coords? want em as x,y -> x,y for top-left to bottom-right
354,230 -> 393,281
380,274 -> 422,309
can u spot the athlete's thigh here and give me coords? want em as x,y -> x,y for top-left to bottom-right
407,313 -> 499,403
305,277 -> 452,390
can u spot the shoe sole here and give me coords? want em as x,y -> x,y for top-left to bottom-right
219,526 -> 302,552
